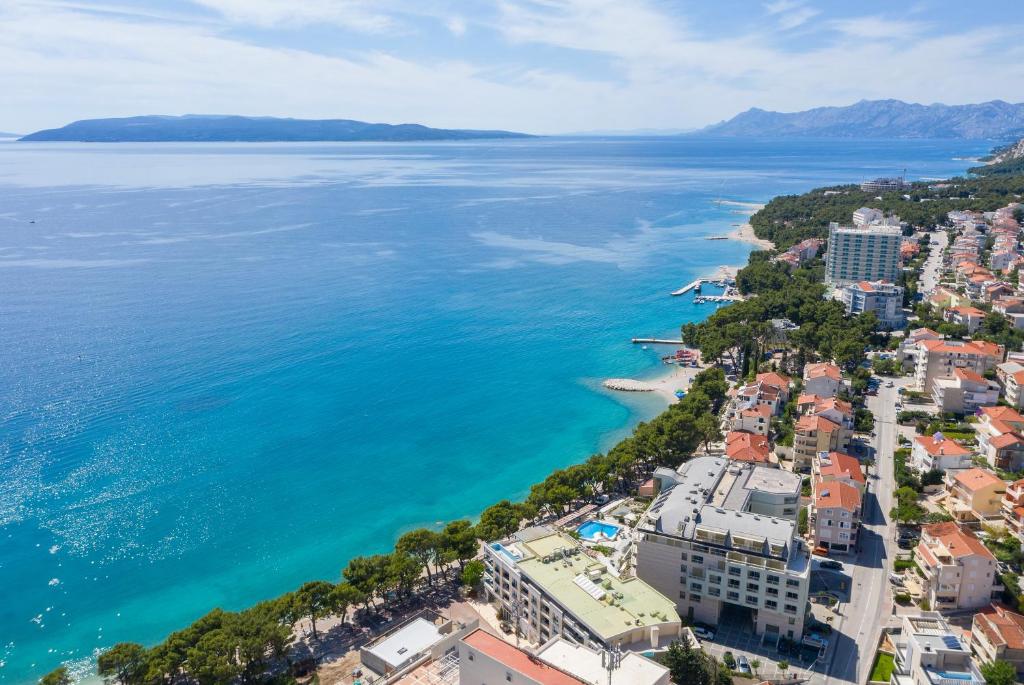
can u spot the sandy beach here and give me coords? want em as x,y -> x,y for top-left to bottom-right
727,222 -> 776,250
604,362 -> 705,405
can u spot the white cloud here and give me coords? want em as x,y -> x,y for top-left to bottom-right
830,15 -> 928,40
446,15 -> 466,36
188,0 -> 394,32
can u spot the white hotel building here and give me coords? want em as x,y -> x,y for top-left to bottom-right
635,456 -> 811,642
825,223 -> 902,287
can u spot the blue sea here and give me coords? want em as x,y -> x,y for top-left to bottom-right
0,137 -> 987,683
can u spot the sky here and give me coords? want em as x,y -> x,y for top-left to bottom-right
2,0 -> 1024,134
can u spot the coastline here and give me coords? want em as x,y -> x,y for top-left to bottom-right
603,361 -> 705,405
727,222 -> 775,251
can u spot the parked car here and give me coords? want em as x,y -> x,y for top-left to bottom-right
737,656 -> 751,674
886,381 -> 894,388
693,626 -> 715,641
819,560 -> 843,571
889,573 -> 904,585
897,538 -> 916,549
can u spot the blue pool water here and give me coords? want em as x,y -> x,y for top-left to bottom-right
577,520 -> 622,542
0,136 -> 988,683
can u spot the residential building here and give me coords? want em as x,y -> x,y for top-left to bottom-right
773,239 -> 823,268
359,612 -> 478,679
910,433 -> 973,473
793,414 -> 850,473
803,362 -> 843,398
733,404 -> 771,436
852,207 -> 883,226
898,328 -> 941,371
970,604 -> 1024,677
1002,479 -> 1024,545
458,629 -> 672,685
942,468 -> 1007,523
930,368 -> 1000,414
998,363 -> 1024,408
977,406 -> 1024,472
756,372 -> 792,402
839,280 -> 906,329
813,451 -> 866,494
811,479 -> 862,555
825,223 -> 902,286
636,457 -> 811,642
725,431 -> 771,464
482,527 -> 681,650
859,177 -> 905,193
916,522 -> 1001,612
890,614 -> 984,685
913,339 -> 1003,393
942,305 -> 986,334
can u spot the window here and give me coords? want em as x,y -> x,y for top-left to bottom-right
690,582 -> 702,592
506,674 -> 512,682
680,565 -> 687,573
708,587 -> 721,597
727,591 -> 740,601
767,575 -> 780,585
729,566 -> 742,576
709,574 -> 721,585
747,583 -> 760,592
468,652 -> 474,661
746,595 -> 758,605
766,587 -> 779,596
728,579 -> 740,589
786,579 -> 800,587
785,604 -> 798,614
786,592 -> 799,600
748,571 -> 760,580
692,555 -> 704,565
679,591 -> 686,599
765,600 -> 778,610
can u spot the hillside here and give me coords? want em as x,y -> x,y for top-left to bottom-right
19,115 -> 531,142
971,136 -> 1024,176
698,99 -> 1024,139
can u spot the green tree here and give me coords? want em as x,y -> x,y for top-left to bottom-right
798,506 -> 809,536
396,528 -> 442,585
980,659 -> 1017,685
477,500 -> 529,542
39,666 -> 71,685
97,643 -> 147,685
440,519 -> 478,571
343,555 -> 390,609
388,552 -> 423,598
750,658 -> 762,677
694,412 -> 723,452
461,559 -> 485,588
663,639 -> 713,685
778,660 -> 790,677
294,580 -> 334,640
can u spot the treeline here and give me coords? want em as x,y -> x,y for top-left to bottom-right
749,173 -> 1024,249
683,255 -> 881,369
53,369 -> 731,685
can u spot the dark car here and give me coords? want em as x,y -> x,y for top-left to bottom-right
819,560 -> 843,571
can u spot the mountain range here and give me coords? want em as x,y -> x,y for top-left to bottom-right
698,99 -> 1024,139
18,115 -> 530,142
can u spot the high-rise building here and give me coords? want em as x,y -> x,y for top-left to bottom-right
824,223 -> 902,286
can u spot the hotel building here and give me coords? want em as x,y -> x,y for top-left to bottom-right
825,223 -> 902,286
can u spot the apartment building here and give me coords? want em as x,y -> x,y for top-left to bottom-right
942,468 -> 1007,523
825,223 -> 902,286
635,457 -> 811,642
890,614 -> 984,685
813,451 -> 866,494
793,414 -> 850,473
898,328 -> 942,371
916,522 -> 1001,612
803,362 -> 843,398
482,527 -> 681,650
1001,479 -> 1024,545
913,339 -> 1003,393
725,431 -> 771,464
910,433 -> 972,473
998,363 -> 1024,408
852,207 -> 883,226
732,404 -> 771,436
942,306 -> 986,334
976,406 -> 1024,472
458,629 -> 671,685
811,479 -> 862,555
839,280 -> 906,329
930,368 -> 1000,414
970,604 -> 1024,677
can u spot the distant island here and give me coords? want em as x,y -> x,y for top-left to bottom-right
18,115 -> 532,142
697,99 -> 1024,139
0,131 -> 22,138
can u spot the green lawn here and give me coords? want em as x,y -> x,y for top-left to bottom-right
870,652 -> 895,682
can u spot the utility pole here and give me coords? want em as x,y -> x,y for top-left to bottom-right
602,645 -> 622,685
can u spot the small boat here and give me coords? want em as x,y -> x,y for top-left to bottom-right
641,345 -> 648,350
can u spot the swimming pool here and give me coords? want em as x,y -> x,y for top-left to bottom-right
577,520 -> 621,542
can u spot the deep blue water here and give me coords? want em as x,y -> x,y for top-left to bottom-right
0,137 -> 987,683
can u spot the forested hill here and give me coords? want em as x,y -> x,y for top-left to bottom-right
749,172 -> 1024,250
19,115 -> 531,142
970,136 -> 1024,177
698,99 -> 1024,139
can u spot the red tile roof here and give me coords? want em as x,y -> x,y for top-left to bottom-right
804,362 -> 842,381
796,414 -> 840,433
461,630 -> 586,685
952,368 -> 986,383
914,434 -> 970,457
922,522 -> 995,560
818,451 -> 865,484
814,479 -> 861,511
756,372 -> 791,390
726,431 -> 771,463
953,468 -> 1005,492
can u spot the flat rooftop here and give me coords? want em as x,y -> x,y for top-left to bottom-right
537,638 -> 669,685
505,529 -> 679,642
365,618 -> 443,669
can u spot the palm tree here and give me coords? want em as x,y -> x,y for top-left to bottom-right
750,659 -> 761,678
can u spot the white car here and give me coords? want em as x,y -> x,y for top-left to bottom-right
889,573 -> 904,585
693,626 -> 715,641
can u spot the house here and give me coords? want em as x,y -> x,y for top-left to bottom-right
930,368 -> 1000,414
733,404 -> 771,436
983,281 -> 1015,301
998,364 -> 1024,408
942,468 -> 1007,523
890,614 -> 984,685
756,371 -> 792,402
839,280 -> 906,329
725,430 -> 771,464
814,450 -> 866,494
458,629 -> 672,685
803,362 -> 843,398
969,604 -> 1024,677
916,522 -> 1001,612
942,305 -> 986,334
1001,479 -> 1024,545
793,414 -> 850,472
910,433 -> 973,473
482,528 -> 681,650
977,406 -> 1024,472
928,287 -> 965,310
913,339 -> 1003,393
812,479 -> 862,555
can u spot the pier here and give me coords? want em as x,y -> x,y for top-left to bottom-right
670,279 -> 702,296
631,338 -> 684,345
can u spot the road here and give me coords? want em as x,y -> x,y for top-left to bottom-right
822,378 -> 904,685
917,229 -> 948,296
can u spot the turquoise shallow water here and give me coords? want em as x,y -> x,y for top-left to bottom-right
0,137 -> 987,682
